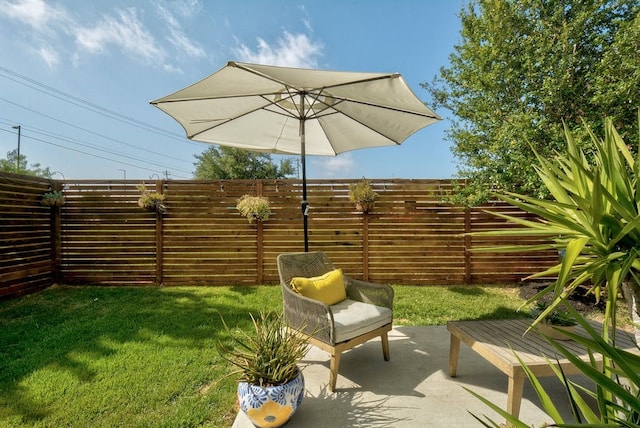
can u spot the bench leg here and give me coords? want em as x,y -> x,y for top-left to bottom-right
507,374 -> 525,420
449,334 -> 461,377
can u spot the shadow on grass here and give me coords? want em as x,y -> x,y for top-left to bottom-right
229,285 -> 262,295
473,305 -> 530,320
447,286 -> 487,296
0,285 -> 280,425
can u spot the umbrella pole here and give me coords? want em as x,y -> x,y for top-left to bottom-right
300,116 -> 309,252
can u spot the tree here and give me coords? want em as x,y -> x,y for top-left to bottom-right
193,146 -> 295,179
0,149 -> 52,177
423,0 -> 639,205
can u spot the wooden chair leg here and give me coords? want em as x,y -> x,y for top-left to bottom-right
381,332 -> 390,361
329,352 -> 341,392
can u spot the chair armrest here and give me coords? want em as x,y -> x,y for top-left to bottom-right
344,276 -> 394,310
281,284 -> 335,344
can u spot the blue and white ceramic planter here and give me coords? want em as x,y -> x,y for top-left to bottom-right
238,370 -> 304,428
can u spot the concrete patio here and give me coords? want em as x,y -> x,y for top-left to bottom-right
232,324 -> 594,427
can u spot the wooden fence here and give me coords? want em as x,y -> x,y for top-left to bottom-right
0,173 -> 58,299
0,173 -> 558,300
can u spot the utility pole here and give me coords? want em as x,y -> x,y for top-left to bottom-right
12,125 -> 20,172
118,169 -> 126,180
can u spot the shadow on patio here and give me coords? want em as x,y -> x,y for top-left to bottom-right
233,325 -> 594,427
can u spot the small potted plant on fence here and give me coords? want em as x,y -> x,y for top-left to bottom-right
218,311 -> 308,428
137,183 -> 167,213
530,300 -> 577,340
349,179 -> 378,213
41,190 -> 65,206
236,195 -> 271,223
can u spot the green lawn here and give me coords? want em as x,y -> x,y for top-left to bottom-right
0,284 -> 528,427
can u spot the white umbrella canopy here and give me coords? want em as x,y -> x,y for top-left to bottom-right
151,61 -> 441,250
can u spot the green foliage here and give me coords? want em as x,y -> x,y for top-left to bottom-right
0,149 -> 52,177
592,12 -> 640,143
235,195 -> 271,222
473,117 -> 640,339
218,311 -> 309,387
423,0 -> 639,205
194,146 -> 295,179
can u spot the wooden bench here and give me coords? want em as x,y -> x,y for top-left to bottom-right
447,319 -> 637,420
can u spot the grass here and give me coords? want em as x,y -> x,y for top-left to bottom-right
0,284 -> 529,427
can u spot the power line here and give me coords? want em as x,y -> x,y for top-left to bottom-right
0,65 -> 213,179
22,124 -> 192,173
0,98 -> 197,167
0,118 -> 192,174
0,127 -> 190,179
0,65 -> 194,143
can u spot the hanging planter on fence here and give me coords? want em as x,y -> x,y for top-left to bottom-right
236,195 -> 271,223
137,183 -> 167,213
41,190 -> 65,206
349,179 -> 378,213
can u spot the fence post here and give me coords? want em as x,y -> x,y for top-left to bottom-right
155,181 -> 164,286
464,207 -> 471,284
256,180 -> 264,284
363,212 -> 369,281
52,180 -> 62,283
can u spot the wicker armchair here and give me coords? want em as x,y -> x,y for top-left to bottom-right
277,251 -> 394,391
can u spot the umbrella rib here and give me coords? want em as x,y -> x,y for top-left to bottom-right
230,61 -> 407,93
187,100 -> 296,139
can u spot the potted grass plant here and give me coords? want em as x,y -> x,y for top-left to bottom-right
218,311 -> 309,428
236,195 -> 271,222
349,178 -> 378,213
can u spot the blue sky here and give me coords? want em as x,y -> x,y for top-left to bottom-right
0,0 -> 464,180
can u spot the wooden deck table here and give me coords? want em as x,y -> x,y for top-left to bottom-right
447,319 -> 637,420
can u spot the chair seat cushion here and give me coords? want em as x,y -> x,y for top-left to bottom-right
290,269 -> 347,305
330,299 -> 392,343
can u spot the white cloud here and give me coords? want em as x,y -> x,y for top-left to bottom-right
169,0 -> 203,18
1,0 -> 208,70
74,8 -> 165,64
156,2 -> 205,59
312,153 -> 355,178
38,44 -> 60,67
0,0 -> 70,67
0,0 -> 69,32
234,31 -> 323,68
167,28 -> 205,58
163,63 -> 183,74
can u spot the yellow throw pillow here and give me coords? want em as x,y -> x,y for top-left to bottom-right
290,269 -> 347,305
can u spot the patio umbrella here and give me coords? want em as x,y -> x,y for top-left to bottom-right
151,61 -> 441,251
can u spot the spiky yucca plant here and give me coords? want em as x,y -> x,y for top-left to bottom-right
218,311 -> 309,387
469,116 -> 640,426
475,116 -> 640,339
